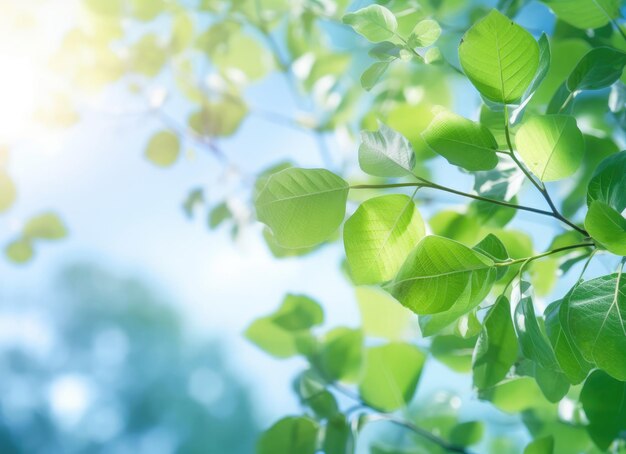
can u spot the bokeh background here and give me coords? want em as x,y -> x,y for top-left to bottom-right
0,0 -> 623,452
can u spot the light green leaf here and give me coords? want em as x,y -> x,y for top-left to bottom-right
410,19 -> 441,47
523,435 -> 554,454
188,99 -> 247,137
567,272 -> 626,380
473,234 -> 509,279
580,370 -> 626,451
271,294 -> 324,331
513,288 -> 559,371
431,335 -> 477,373
421,111 -> 499,171
318,328 -> 363,382
343,5 -> 398,43
458,9 -> 539,103
358,123 -> 415,177
385,236 -> 496,315
208,202 -> 232,229
567,47 -> 626,92
585,201 -> 626,255
515,115 -> 584,182
0,171 -> 16,212
295,370 -> 339,419
544,298 -> 592,384
473,296 -> 518,389
255,168 -> 349,248
5,239 -> 33,264
368,42 -> 400,61
360,61 -> 389,91
145,131 -> 180,167
344,195 -> 425,285
257,416 -> 318,454
245,316 -> 312,359
478,376 -> 547,413
358,342 -> 425,411
541,0 -> 620,30
23,213 -> 67,240
356,287 -> 413,340
450,421 -> 484,447
587,150 -> 626,212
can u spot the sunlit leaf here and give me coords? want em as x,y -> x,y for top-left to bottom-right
541,0 -> 620,30
343,5 -> 398,43
257,416 -> 318,454
459,9 -> 539,103
145,131 -> 180,167
344,195 -> 425,285
255,168 -> 349,248
358,123 -> 415,177
567,47 -> 626,92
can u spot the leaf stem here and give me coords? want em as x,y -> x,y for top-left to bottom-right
494,242 -> 595,268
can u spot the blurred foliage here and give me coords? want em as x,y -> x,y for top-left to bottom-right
0,264 -> 257,453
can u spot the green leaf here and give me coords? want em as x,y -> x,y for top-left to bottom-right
580,370 -> 626,451
271,294 -> 324,331
385,236 -> 496,315
544,298 -> 592,385
567,47 -> 626,92
421,111 -> 499,171
257,416 -> 318,454
515,115 -> 585,182
245,316 -> 311,358
208,202 -> 232,229
318,328 -> 363,382
473,234 -> 509,279
450,421 -> 484,447
472,296 -> 518,389
567,272 -> 626,380
358,342 -> 425,411
323,415 -> 353,454
532,362 -> 570,403
343,5 -> 398,43
355,286 -> 413,340
188,100 -> 248,137
513,287 -> 559,371
255,168 -> 349,248
478,377 -> 547,413
431,335 -> 477,373
182,187 -> 204,219
344,195 -> 425,285
458,9 -> 539,103
541,0 -> 620,30
368,42 -> 400,61
523,435 -> 554,454
0,171 -> 16,212
358,123 -> 416,177
587,150 -> 626,212
360,61 -> 389,91
410,19 -> 441,47
585,201 -> 626,255
5,239 -> 34,264
145,131 -> 180,167
23,213 -> 67,240
295,370 -> 339,419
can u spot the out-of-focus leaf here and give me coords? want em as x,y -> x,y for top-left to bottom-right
257,416 -> 318,454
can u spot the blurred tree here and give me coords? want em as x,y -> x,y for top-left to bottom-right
0,264 -> 257,454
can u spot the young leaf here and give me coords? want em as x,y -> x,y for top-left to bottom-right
421,111 -> 499,171
544,298 -> 592,384
515,115 -> 584,182
271,294 -> 324,331
358,342 -> 425,411
585,201 -> 626,255
318,328 -> 363,382
472,296 -> 517,389
0,171 -> 16,212
478,377 -> 547,413
385,236 -> 496,315
257,416 -> 319,454
580,370 -> 626,451
458,9 -> 539,103
5,238 -> 34,264
523,435 -> 554,454
355,286 -> 413,340
431,335 -> 477,372
255,168 -> 349,248
567,47 -> 626,92
587,150 -> 626,212
541,0 -> 620,30
344,194 -> 425,285
342,5 -> 397,43
23,213 -> 67,240
358,123 -> 416,177
513,288 -> 560,371
410,19 -> 441,47
450,421 -> 484,447
360,61 -> 389,91
567,272 -> 626,380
